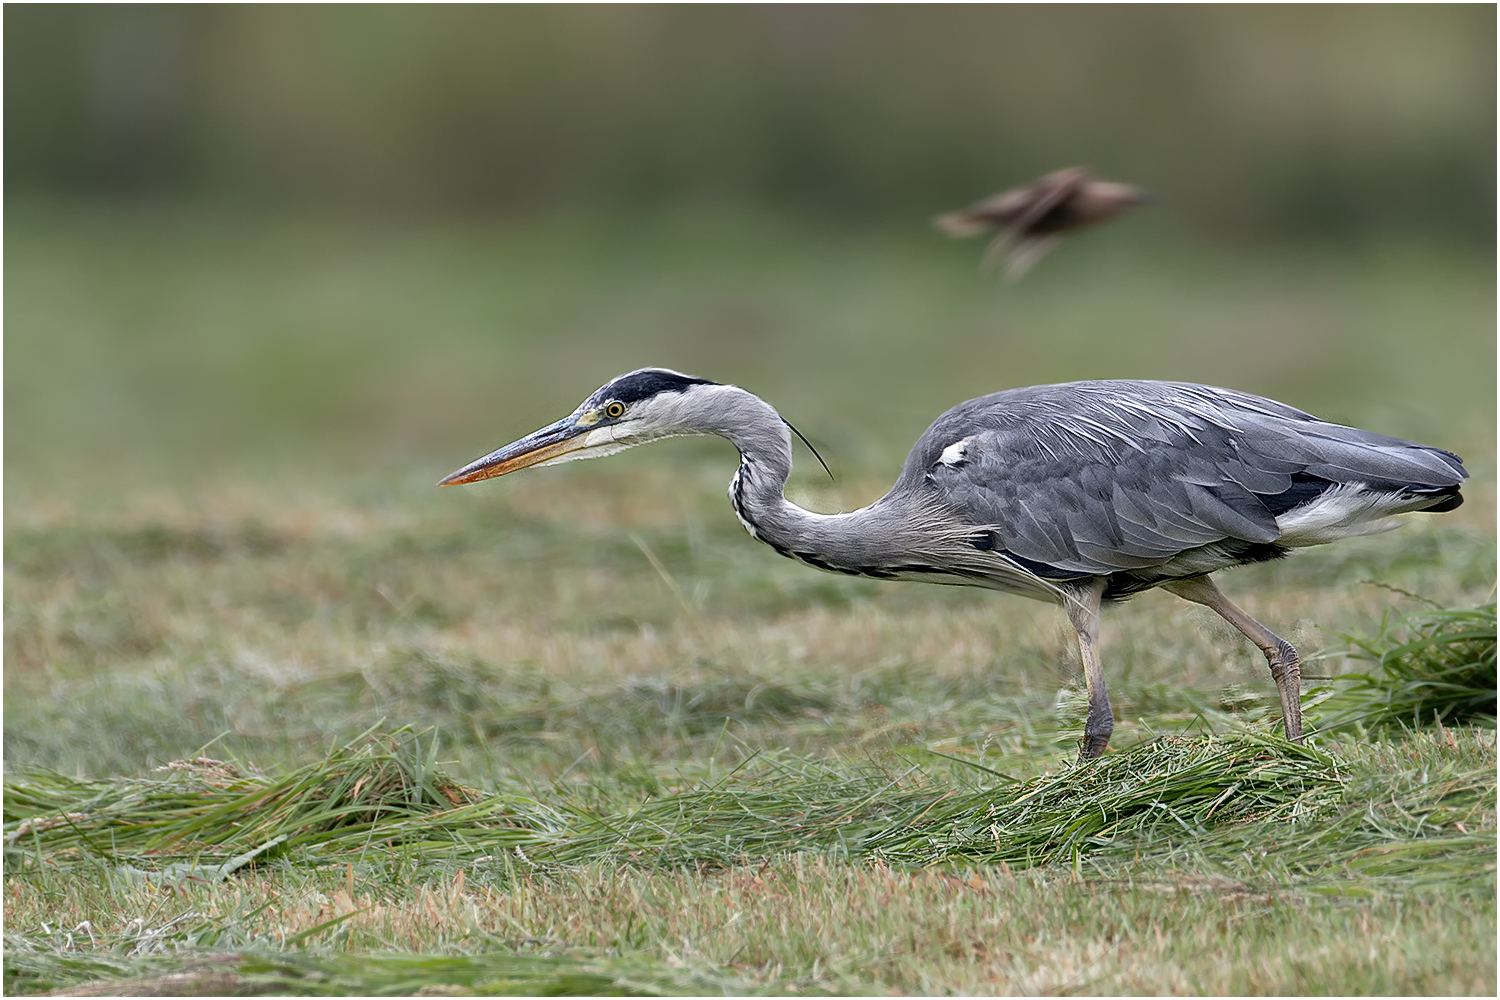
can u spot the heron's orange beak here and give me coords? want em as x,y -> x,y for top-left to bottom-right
438,417 -> 588,485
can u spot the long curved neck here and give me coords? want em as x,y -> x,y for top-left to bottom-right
682,385 -> 926,572
621,381 -> 1063,602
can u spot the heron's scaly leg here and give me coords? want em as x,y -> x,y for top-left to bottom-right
1063,578 -> 1111,758
1163,575 -> 1303,743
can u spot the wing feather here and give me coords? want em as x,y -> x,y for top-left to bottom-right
908,380 -> 1466,577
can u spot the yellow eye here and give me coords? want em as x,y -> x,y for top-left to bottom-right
604,401 -> 626,419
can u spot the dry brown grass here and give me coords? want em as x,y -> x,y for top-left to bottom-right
8,854 -> 1494,996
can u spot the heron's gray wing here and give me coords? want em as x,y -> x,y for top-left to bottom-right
1238,421 -> 1465,487
907,381 -> 1465,577
929,424 -> 1278,575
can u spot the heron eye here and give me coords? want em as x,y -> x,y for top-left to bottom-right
605,401 -> 626,419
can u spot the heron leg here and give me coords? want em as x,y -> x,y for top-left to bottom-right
1163,575 -> 1303,743
1063,578 -> 1111,758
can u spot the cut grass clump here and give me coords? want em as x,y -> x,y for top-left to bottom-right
1314,603 -> 1497,733
2,727 -> 542,869
561,735 -> 1351,876
7,730 -> 1493,894
868,734 -> 1340,868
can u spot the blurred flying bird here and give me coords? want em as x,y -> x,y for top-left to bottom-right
935,167 -> 1149,279
441,369 -> 1466,757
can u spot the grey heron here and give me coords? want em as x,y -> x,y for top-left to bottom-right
935,167 -> 1149,279
440,369 -> 1466,757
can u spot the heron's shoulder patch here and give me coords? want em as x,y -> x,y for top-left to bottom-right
936,437 -> 974,468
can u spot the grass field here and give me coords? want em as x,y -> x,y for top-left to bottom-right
4,203 -> 1496,994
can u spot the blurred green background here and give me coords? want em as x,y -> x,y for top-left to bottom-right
5,4 -> 1495,504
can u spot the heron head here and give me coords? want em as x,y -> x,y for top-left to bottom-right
438,368 -> 720,486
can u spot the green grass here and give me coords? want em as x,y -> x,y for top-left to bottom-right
9,858 -> 1492,995
4,728 -> 1495,995
1313,603 -> 1497,733
5,203 -> 1496,994
8,726 -> 1492,881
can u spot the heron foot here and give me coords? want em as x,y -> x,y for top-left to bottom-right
1081,687 -> 1114,760
1079,729 -> 1112,759
1267,639 -> 1303,744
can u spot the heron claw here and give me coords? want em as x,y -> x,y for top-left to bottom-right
1078,734 -> 1111,760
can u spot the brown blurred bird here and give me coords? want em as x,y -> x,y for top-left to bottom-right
935,167 -> 1149,280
